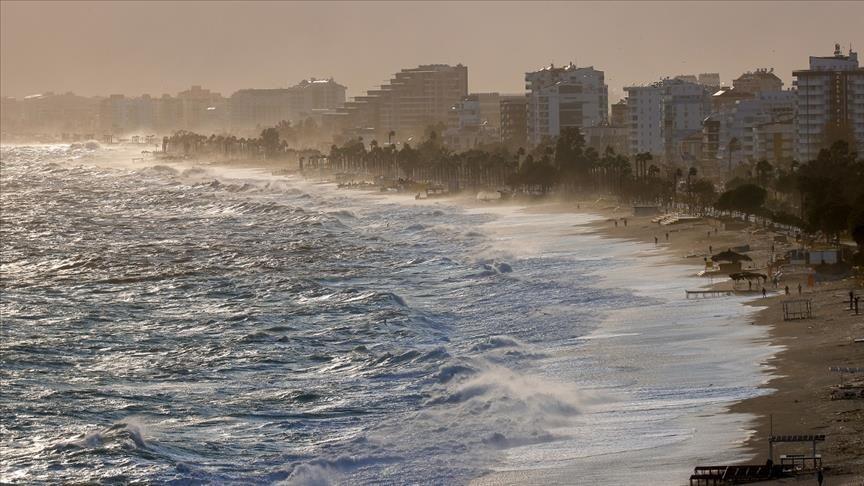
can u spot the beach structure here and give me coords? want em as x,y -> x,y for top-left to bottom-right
685,289 -> 733,299
829,366 -> 864,400
782,299 -> 813,320
690,435 -> 825,484
768,435 -> 825,473
712,249 -> 752,274
729,271 -> 768,291
689,464 -> 780,485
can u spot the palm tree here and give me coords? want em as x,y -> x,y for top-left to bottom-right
755,159 -> 773,187
727,137 -> 741,175
687,167 -> 698,208
635,152 -> 653,180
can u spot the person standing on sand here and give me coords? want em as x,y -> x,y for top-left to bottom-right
709,245 -> 713,254
785,285 -> 790,295
665,232 -> 669,241
762,287 -> 767,298
654,236 -> 658,245
798,283 -> 802,295
749,281 -> 753,291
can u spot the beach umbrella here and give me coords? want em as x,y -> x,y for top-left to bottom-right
711,249 -> 752,263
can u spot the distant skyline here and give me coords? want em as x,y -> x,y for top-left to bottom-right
2,1 -> 863,102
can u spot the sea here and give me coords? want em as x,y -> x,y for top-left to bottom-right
0,144 -> 778,485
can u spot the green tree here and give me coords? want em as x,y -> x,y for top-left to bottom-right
260,127 -> 281,159
755,159 -> 774,187
715,183 -> 767,220
727,137 -> 741,174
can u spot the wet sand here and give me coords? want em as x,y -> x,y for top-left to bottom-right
558,198 -> 864,484
219,165 -> 864,483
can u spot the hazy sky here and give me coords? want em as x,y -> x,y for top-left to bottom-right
2,1 -> 863,101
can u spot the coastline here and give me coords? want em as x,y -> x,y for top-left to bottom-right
563,198 -> 864,484
201,158 -> 864,482
274,179 -> 785,482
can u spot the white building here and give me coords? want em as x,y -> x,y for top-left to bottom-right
715,90 -> 796,166
525,63 -> 608,145
624,78 -> 712,160
444,93 -> 501,151
793,44 -> 864,162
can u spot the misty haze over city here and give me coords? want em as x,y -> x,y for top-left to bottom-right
1,1 -> 863,485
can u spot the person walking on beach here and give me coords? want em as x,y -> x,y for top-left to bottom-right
785,285 -> 790,295
798,283 -> 802,295
665,232 -> 669,241
709,245 -> 713,254
762,287 -> 767,298
850,290 -> 855,310
748,281 -> 752,291
654,236 -> 658,246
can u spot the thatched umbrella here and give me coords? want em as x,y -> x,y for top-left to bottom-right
729,271 -> 767,282
712,249 -> 753,263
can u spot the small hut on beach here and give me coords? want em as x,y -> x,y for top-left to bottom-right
712,249 -> 752,273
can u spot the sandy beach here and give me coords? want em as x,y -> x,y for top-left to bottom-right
236,164 -> 864,483
559,198 -> 864,484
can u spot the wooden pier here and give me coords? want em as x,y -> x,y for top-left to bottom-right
689,464 -> 778,485
685,289 -> 733,299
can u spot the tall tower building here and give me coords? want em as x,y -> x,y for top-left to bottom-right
624,78 -> 712,161
332,64 -> 468,141
793,44 -> 864,162
525,63 -> 608,145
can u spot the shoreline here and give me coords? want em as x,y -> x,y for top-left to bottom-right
183,157 -> 864,482
344,189 -> 864,482
560,198 -> 864,483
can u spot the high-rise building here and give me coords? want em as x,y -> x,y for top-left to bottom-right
330,64 -> 468,141
698,73 -> 721,89
793,44 -> 864,162
675,73 -> 721,89
719,91 -> 796,166
625,78 -> 712,160
229,89 -> 294,132
733,69 -> 783,95
525,63 -> 608,145
610,99 -> 629,128
289,78 -> 347,119
177,85 -> 227,133
444,93 -> 501,151
1,92 -> 100,137
499,95 -> 528,149
228,78 -> 346,134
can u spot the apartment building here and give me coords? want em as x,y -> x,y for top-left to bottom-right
525,63 -> 608,145
793,44 -> 864,162
330,64 -> 468,141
